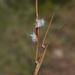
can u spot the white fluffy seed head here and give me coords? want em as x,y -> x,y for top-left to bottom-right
30,32 -> 37,42
42,45 -> 45,49
35,18 -> 45,28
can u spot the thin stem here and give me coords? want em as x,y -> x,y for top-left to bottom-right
34,0 -> 40,75
34,44 -> 48,75
55,24 -> 68,34
34,1 -> 39,75
48,24 -> 68,44
35,0 -> 39,62
35,28 -> 39,62
42,11 -> 55,48
36,0 -> 39,19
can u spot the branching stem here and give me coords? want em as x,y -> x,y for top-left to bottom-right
42,11 -> 55,48
34,1 -> 55,75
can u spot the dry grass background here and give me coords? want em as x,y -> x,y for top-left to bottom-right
0,0 -> 75,75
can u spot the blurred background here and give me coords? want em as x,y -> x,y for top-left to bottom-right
0,0 -> 75,75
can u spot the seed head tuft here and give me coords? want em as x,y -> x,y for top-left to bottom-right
30,32 -> 37,42
35,18 -> 45,28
